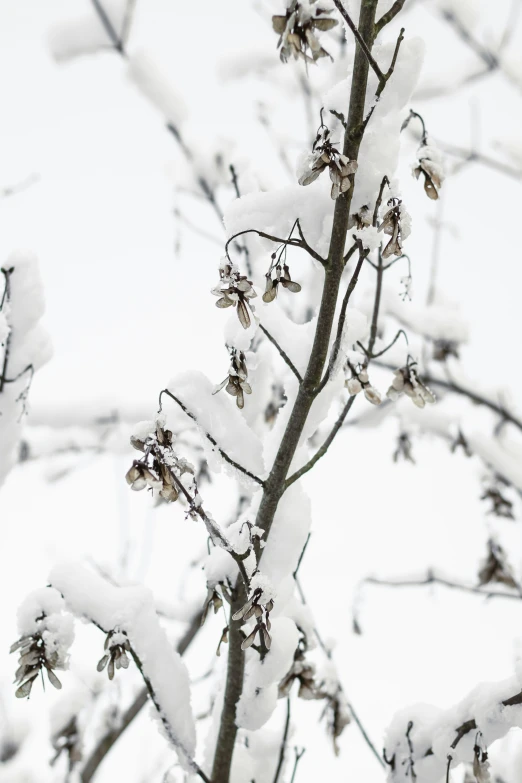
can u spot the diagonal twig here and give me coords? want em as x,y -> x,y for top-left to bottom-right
364,572 -> 522,602
332,0 -> 385,85
159,389 -> 264,486
285,395 -> 357,488
375,0 -> 408,35
260,325 -> 303,384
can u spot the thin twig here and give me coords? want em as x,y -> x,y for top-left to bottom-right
332,0 -> 385,86
375,0 -> 408,35
120,0 -> 138,47
367,249 -> 383,357
272,699 -> 291,783
364,572 -> 522,603
90,0 -> 125,54
285,395 -> 357,488
225,227 -> 325,266
159,389 -> 264,485
289,748 -> 306,783
260,325 -> 303,384
80,608 -> 205,783
316,246 -> 368,395
293,533 -> 311,578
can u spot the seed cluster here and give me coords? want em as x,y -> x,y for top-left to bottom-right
214,349 -> 252,409
212,262 -> 257,330
97,631 -> 131,680
298,124 -> 358,200
272,0 -> 338,64
11,629 -> 63,699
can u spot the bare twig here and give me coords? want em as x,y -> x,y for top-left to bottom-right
367,249 -> 383,357
375,0 -> 408,35
260,324 -> 303,384
120,0 -> 138,47
225,226 -> 325,266
159,389 -> 264,485
285,395 -> 357,488
90,0 -> 125,54
289,747 -> 306,783
316,246 -> 368,394
364,572 -> 522,603
272,699 -> 291,783
332,0 -> 385,86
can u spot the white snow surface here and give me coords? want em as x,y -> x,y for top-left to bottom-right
49,562 -> 197,771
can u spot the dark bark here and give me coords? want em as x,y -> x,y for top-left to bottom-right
211,3 -> 380,781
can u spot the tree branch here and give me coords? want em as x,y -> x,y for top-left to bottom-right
285,395 -> 357,488
364,572 -> 522,603
260,324 -> 303,383
159,389 -> 264,485
316,247 -> 367,395
213,4 -> 399,780
375,0 -> 408,35
225,227 -> 325,267
90,0 -> 125,54
272,698 -> 291,783
332,0 -> 385,86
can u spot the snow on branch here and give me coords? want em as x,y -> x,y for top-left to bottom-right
0,252 -> 51,488
48,562 -> 200,775
385,675 -> 522,783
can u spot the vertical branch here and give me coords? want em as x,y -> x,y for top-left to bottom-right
211,3 -> 382,781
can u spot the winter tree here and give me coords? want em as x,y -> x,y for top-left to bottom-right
1,1 -> 522,783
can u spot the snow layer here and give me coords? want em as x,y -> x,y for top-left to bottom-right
166,370 -> 265,480
49,562 -> 197,771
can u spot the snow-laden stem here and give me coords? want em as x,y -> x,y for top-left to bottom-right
212,3 -> 380,781
80,605 -> 205,783
159,389 -> 264,485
